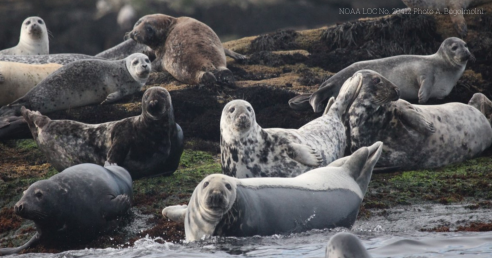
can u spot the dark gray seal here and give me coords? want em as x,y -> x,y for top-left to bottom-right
129,14 -> 245,87
0,54 -> 101,65
399,0 -> 492,38
289,37 -> 474,112
0,16 -> 49,56
345,70 -> 492,170
21,86 -> 183,179
0,53 -> 151,118
0,163 -> 132,255
325,232 -> 372,258
169,142 -> 382,241
95,38 -> 154,60
220,96 -> 350,178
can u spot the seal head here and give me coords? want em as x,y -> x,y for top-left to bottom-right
325,232 -> 372,258
0,16 -> 49,55
438,37 -> 475,67
220,100 -> 257,141
125,53 -> 151,85
130,14 -> 176,50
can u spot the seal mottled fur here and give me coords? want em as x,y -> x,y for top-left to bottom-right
289,37 -> 474,112
129,14 -> 244,87
0,54 -> 101,65
0,16 -> 49,56
21,87 -> 183,179
164,142 -> 382,242
345,70 -> 492,170
0,163 -> 132,255
0,53 -> 150,118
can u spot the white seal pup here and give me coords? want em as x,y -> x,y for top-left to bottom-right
325,232 -> 372,258
0,163 -> 132,255
0,61 -> 62,106
289,37 -> 474,112
0,16 -> 49,56
0,53 -> 151,118
0,54 -> 102,65
345,70 -> 492,170
220,96 -> 349,178
166,142 -> 382,242
399,0 -> 492,38
20,87 -> 183,179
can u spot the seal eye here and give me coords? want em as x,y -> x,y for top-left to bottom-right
26,21 -> 31,25
34,191 -> 43,198
203,182 -> 209,188
132,60 -> 138,66
229,107 -> 235,113
247,107 -> 252,112
372,78 -> 381,84
225,183 -> 232,190
451,45 -> 458,51
145,59 -> 150,63
38,20 -> 43,24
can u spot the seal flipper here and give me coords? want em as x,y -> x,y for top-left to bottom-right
287,142 -> 323,167
224,48 -> 247,61
342,141 -> 383,195
162,204 -> 187,222
103,194 -> 131,220
161,123 -> 184,175
101,91 -> 123,105
323,97 -> 336,116
288,93 -> 312,111
397,104 -> 436,135
0,232 -> 40,255
417,75 -> 434,104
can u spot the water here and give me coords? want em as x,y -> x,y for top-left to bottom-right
5,203 -> 492,258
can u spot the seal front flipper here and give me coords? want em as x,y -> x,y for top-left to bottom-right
0,232 -> 40,255
161,123 -> 184,175
224,48 -> 247,61
417,75 -> 434,104
101,91 -> 124,105
287,142 -> 323,167
288,93 -> 312,111
162,204 -> 187,222
103,194 -> 131,220
398,104 -> 436,135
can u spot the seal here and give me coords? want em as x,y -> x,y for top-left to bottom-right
399,0 -> 492,38
0,16 -> 49,56
289,37 -> 474,112
0,53 -> 102,65
129,14 -> 245,87
325,232 -> 372,258
20,87 -> 184,179
220,95 -> 353,178
95,38 -> 154,60
468,93 -> 492,125
0,53 -> 151,118
344,70 -> 492,170
0,61 -> 62,106
165,141 -> 382,242
0,163 -> 132,255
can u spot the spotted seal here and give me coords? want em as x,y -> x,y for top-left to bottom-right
0,16 -> 49,56
398,0 -> 492,38
325,232 -> 372,258
164,142 -> 382,241
0,54 -> 102,65
289,37 -> 474,112
220,95 -> 353,178
20,87 -> 183,179
0,163 -> 132,255
0,61 -> 62,106
129,14 -> 245,87
344,70 -> 492,170
0,53 -> 151,118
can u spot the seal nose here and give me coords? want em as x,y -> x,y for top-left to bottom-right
142,64 -> 148,68
14,203 -> 24,214
149,99 -> 158,107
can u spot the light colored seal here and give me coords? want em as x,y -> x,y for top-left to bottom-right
399,0 -> 492,38
0,61 -> 62,106
0,16 -> 49,56
0,163 -> 132,255
345,70 -> 492,170
468,93 -> 492,125
164,142 -> 382,242
325,232 -> 372,258
289,37 -> 474,112
220,95 -> 351,178
20,87 -> 183,179
0,54 -> 101,65
129,14 -> 245,87
0,53 -> 151,118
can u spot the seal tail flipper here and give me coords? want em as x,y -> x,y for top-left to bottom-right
162,204 -> 188,222
223,48 -> 247,61
469,93 -> 492,126
20,106 -> 51,140
0,232 -> 40,255
288,93 -> 312,111
342,141 -> 383,195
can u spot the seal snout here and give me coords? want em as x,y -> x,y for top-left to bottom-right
206,191 -> 226,210
235,113 -> 251,130
14,202 -> 25,215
